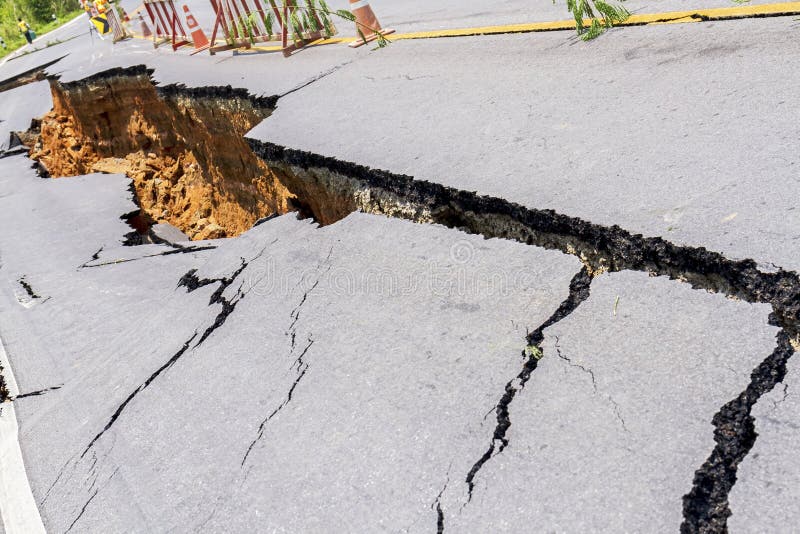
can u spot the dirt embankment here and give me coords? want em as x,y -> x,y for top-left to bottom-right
27,69 -> 294,240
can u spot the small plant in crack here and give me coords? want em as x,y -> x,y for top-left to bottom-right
524,344 -> 544,360
464,268 -> 593,501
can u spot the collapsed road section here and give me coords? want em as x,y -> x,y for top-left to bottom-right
10,64 -> 800,532
24,66 -> 294,240
20,66 -> 800,332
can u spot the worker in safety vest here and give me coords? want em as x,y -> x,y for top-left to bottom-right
17,18 -> 34,45
94,0 -> 110,14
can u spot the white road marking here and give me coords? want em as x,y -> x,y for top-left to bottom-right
0,336 -> 46,534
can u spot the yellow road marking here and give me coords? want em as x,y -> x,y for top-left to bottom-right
388,1 -> 800,40
137,1 -> 800,53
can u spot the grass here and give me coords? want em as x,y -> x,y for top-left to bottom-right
1,7 -> 83,59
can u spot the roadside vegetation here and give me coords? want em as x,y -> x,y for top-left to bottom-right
0,0 -> 82,57
565,0 -> 630,39
240,0 -> 630,49
1,0 -> 630,61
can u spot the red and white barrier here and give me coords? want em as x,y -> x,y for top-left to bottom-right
208,0 -> 337,57
143,0 -> 190,50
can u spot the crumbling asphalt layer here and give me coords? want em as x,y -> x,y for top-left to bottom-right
0,56 -> 66,94
681,326 -> 795,533
250,139 -> 800,335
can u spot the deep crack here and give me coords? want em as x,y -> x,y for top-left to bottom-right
464,267 -> 592,500
681,326 -> 795,533
10,66 -> 800,527
250,139 -> 800,338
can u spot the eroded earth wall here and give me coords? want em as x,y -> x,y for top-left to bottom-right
27,67 -> 294,240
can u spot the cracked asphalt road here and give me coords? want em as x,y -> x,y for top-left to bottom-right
0,3 -> 799,532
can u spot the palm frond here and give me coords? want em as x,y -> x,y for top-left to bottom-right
568,0 -> 629,40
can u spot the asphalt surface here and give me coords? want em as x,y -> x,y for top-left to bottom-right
252,17 -> 800,272
0,3 -> 798,532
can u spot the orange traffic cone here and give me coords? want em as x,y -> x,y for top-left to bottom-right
348,0 -> 394,48
183,4 -> 209,50
139,13 -> 152,38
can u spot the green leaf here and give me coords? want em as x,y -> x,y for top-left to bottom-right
567,0 -> 629,39
335,9 -> 356,22
290,11 -> 303,42
582,17 -> 604,40
264,10 -> 274,39
356,27 -> 367,45
524,345 -> 544,360
373,30 -> 389,48
595,0 -> 630,26
320,12 -> 334,38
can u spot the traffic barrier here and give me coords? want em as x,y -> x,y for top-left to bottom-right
139,13 -> 152,38
183,5 -> 210,52
208,0 -> 337,57
143,0 -> 190,50
348,0 -> 393,48
90,14 -> 112,36
105,5 -> 131,42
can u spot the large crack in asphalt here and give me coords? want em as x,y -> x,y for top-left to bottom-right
681,326 -> 795,533
464,268 -> 593,501
11,65 -> 800,531
247,134 -> 800,531
250,138 -> 800,337
0,55 -> 66,94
